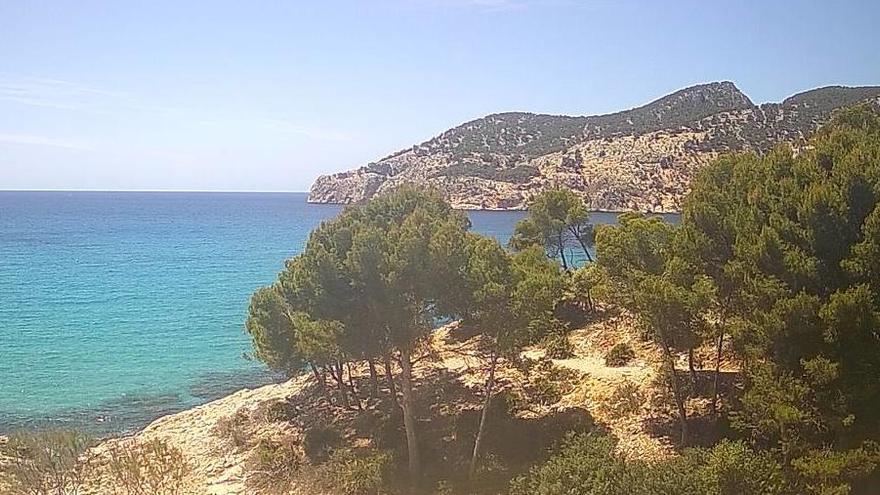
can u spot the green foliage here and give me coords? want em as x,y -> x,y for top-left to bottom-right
510,434 -> 786,495
522,358 -> 578,407
509,247 -> 566,328
432,162 -> 540,184
244,285 -> 305,374
244,107 -> 880,492
1,429 -> 94,495
415,82 -> 775,161
791,442 -> 880,495
567,263 -> 608,308
258,399 -> 299,423
602,380 -> 644,419
244,286 -> 344,376
509,433 -> 632,495
303,423 -> 344,463
543,330 -> 574,360
320,449 -> 394,495
595,212 -> 712,443
682,105 -> 880,467
604,343 -> 636,367
510,188 -> 595,269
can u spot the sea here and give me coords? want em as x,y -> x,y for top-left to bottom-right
0,191 -> 669,436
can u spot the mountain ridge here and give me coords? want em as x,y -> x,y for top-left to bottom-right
309,82 -> 880,212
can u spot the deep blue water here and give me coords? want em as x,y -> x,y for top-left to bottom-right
0,191 -> 673,435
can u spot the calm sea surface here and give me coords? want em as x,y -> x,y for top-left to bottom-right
0,191 -> 669,435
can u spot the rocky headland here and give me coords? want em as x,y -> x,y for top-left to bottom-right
309,82 -> 880,212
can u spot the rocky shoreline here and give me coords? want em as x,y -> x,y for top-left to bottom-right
309,83 -> 880,212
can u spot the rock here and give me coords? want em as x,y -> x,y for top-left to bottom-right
308,83 -> 880,212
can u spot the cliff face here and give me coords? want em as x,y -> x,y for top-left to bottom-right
309,82 -> 880,212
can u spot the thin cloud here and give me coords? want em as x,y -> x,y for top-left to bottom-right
0,75 -> 126,112
1,74 -> 354,144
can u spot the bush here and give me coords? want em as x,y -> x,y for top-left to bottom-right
320,449 -> 393,495
213,409 -> 252,451
525,358 -> 578,407
509,433 -> 633,495
604,343 -> 635,367
245,436 -> 305,494
303,423 -> 343,463
510,433 -> 786,495
1,429 -> 94,495
259,399 -> 299,423
527,315 -> 568,345
104,438 -> 189,495
544,332 -> 574,359
791,442 -> 880,495
603,380 -> 644,419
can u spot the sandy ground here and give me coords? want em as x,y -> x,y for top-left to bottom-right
5,309 -> 727,494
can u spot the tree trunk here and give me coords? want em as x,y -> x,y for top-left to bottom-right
688,348 -> 698,386
346,361 -> 362,411
310,362 -> 332,405
367,359 -> 379,400
710,332 -> 724,418
469,351 -> 499,479
570,228 -> 594,263
557,233 -> 569,270
328,363 -> 350,409
383,352 -> 398,404
398,347 -> 421,486
662,343 -> 688,445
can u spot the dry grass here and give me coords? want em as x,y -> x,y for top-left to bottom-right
35,310 -> 740,494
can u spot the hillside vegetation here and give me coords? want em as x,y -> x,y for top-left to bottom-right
4,104 -> 880,494
309,82 -> 880,211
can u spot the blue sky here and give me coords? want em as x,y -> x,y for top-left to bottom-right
2,0 -> 879,192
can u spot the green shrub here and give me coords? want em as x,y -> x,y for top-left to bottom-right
527,315 -> 568,345
694,440 -> 786,495
509,433 -> 634,495
303,423 -> 343,463
1,429 -> 94,495
104,438 -> 189,495
259,399 -> 299,423
544,332 -> 574,359
603,380 -> 644,419
525,358 -> 578,407
604,343 -> 635,367
791,442 -> 880,495
432,163 -> 540,184
510,433 -> 786,495
321,449 -> 393,495
245,436 -> 304,495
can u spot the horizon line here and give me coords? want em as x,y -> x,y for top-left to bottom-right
0,188 -> 310,194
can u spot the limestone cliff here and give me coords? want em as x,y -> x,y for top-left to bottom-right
309,82 -> 880,212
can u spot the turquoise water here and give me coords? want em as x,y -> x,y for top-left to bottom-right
0,191 -> 670,435
0,192 -> 530,435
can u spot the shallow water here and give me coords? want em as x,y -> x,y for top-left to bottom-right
0,192 -> 528,435
0,191 -> 676,435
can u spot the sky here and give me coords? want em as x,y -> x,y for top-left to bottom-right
1,0 -> 879,192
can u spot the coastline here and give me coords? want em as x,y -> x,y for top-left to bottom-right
305,198 -> 683,215
8,317 -> 679,494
